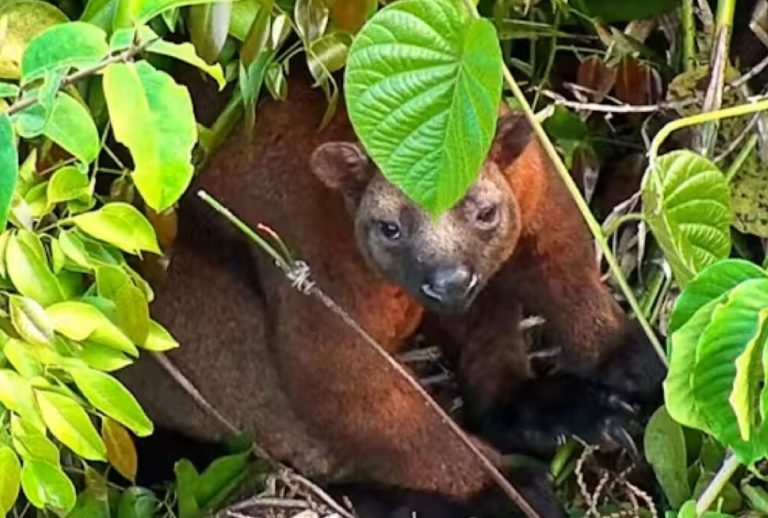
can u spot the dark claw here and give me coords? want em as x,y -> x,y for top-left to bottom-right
600,418 -> 639,460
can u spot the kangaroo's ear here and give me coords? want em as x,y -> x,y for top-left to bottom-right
310,142 -> 375,208
489,111 -> 536,171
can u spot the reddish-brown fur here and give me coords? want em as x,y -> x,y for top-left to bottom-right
121,72 -> 496,503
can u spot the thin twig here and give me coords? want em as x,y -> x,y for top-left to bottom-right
2,36 -> 159,117
278,469 -> 356,518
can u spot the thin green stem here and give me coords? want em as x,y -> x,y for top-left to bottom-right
649,99 -> 768,165
197,190 -> 290,270
695,452 -> 740,516
681,0 -> 696,71
602,212 -> 644,239
715,0 -> 736,32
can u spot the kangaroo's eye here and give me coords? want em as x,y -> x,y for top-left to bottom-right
377,220 -> 401,240
476,205 -> 499,226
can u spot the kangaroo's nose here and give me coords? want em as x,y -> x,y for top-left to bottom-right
421,265 -> 477,309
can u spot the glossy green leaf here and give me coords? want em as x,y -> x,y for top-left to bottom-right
668,259 -> 766,334
0,115 -> 17,231
11,414 -> 59,464
643,406 -> 690,509
114,284 -> 150,345
6,231 -> 63,306
3,338 -> 45,377
142,320 -> 179,351
194,452 -> 250,510
307,31 -> 352,84
79,0 -> 118,31
664,299 -> 721,432
47,164 -> 91,204
103,62 -> 196,212
189,2 -> 232,63
694,279 -> 768,464
9,295 -> 54,346
133,0 -> 233,25
21,22 -> 109,84
71,203 -> 160,255
174,459 -> 201,518
58,229 -> 91,269
43,93 -> 100,164
0,82 -> 19,97
0,0 -> 67,79
46,301 -> 138,356
36,390 -> 106,461
295,0 -> 328,42
642,151 -> 732,286
117,486 -> 159,518
0,446 -> 21,515
731,309 -> 768,440
111,27 -> 225,88
20,459 -> 76,512
345,0 -> 503,215
69,367 -> 153,436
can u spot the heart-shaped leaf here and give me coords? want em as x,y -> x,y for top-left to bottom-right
345,0 -> 502,215
642,150 -> 732,286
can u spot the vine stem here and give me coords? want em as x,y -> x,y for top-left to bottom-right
695,452 -> 740,516
461,0 -> 666,364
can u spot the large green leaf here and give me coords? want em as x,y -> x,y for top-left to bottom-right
103,62 -> 196,211
642,150 -> 732,286
0,0 -> 67,79
36,390 -> 106,461
731,309 -> 768,441
188,2 -> 232,63
668,259 -> 766,334
20,459 -> 76,513
0,115 -> 18,231
69,367 -> 153,436
0,369 -> 44,431
344,0 -> 502,215
21,22 -> 109,84
643,406 -> 690,509
11,415 -> 59,464
47,164 -> 91,204
42,94 -> 100,164
665,299 -> 721,431
694,279 -> 768,464
0,446 -> 21,515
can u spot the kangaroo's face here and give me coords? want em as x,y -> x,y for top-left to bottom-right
310,112 -> 532,313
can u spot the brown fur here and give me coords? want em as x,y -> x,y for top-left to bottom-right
121,72 -> 497,503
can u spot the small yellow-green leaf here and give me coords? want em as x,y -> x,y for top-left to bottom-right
71,202 -> 160,255
11,415 -> 59,464
0,446 -> 21,514
69,367 -> 153,437
0,369 -> 44,431
3,339 -> 44,377
0,0 -> 67,79
95,264 -> 131,299
6,231 -> 64,306
36,390 -> 106,461
58,229 -> 91,269
103,62 -> 196,212
43,93 -> 100,164
0,115 -> 17,231
102,418 -> 138,482
9,295 -> 54,346
77,341 -> 132,372
142,320 -> 178,351
114,284 -> 150,345
20,459 -> 76,513
46,301 -> 138,356
47,164 -> 91,204
21,21 -> 108,84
